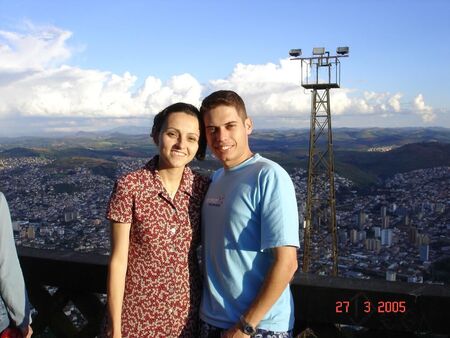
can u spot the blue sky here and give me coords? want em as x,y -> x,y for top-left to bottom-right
0,0 -> 449,136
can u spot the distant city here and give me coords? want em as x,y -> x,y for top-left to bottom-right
0,128 -> 449,285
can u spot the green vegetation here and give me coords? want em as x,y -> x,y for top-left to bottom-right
50,157 -> 118,179
334,162 -> 378,187
91,164 -> 117,179
52,156 -> 114,168
335,142 -> 450,181
0,147 -> 42,158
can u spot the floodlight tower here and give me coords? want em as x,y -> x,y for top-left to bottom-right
290,46 -> 349,276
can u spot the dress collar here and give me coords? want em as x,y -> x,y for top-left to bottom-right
144,155 -> 195,197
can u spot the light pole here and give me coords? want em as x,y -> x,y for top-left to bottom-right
290,47 -> 349,276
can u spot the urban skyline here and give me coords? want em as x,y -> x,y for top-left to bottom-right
2,154 -> 448,284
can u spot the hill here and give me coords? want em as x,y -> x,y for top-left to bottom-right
50,157 -> 118,179
334,142 -> 450,186
0,147 -> 43,158
1,128 -> 449,188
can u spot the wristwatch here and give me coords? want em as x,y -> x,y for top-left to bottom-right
239,315 -> 257,336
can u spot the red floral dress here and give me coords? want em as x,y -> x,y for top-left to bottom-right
106,156 -> 209,337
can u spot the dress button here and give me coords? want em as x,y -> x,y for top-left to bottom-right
169,267 -> 174,273
170,227 -> 176,234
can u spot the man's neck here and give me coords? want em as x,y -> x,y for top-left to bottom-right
223,151 -> 255,169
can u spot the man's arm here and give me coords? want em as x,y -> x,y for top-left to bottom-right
0,193 -> 32,332
107,221 -> 131,338
20,325 -> 33,338
222,246 -> 298,338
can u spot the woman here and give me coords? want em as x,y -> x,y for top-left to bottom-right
105,103 -> 209,337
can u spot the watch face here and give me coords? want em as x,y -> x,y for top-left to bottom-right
243,325 -> 256,335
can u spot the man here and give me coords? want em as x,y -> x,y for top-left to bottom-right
0,192 -> 33,338
200,90 -> 299,338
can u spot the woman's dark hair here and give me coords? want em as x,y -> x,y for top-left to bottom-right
151,102 -> 206,160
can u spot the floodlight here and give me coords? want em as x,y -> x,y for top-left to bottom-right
313,47 -> 325,55
289,49 -> 302,57
336,46 -> 349,55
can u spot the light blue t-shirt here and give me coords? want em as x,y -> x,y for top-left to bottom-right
200,154 -> 300,331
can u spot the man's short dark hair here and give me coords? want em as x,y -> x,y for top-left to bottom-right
200,90 -> 247,121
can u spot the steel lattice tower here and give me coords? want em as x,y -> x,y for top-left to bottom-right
290,47 -> 349,276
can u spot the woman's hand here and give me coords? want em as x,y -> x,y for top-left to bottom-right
106,326 -> 122,338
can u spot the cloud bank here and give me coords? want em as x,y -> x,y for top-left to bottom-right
0,23 -> 439,135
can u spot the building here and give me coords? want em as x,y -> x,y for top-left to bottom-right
380,205 -> 387,218
26,226 -> 36,239
365,238 -> 381,253
356,210 -> 367,229
386,270 -> 396,282
64,209 -> 80,223
390,203 -> 397,213
338,229 -> 348,244
408,226 -> 418,244
420,244 -> 429,261
12,220 -> 29,232
407,275 -> 423,283
404,215 -> 410,226
436,203 -> 445,213
416,234 -> 430,247
358,230 -> 367,241
350,229 -> 358,244
381,215 -> 390,229
381,229 -> 393,247
372,226 -> 381,238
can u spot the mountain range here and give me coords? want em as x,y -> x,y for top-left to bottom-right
1,128 -> 449,188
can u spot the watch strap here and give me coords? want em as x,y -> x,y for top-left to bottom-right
239,315 -> 257,336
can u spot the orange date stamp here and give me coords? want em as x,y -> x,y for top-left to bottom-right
336,300 -> 407,314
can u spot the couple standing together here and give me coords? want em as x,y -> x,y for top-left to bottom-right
106,90 -> 300,338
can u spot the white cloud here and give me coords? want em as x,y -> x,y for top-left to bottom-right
0,21 -> 72,71
0,22 -> 441,134
0,24 -> 203,120
330,90 -> 353,115
0,66 -> 204,118
389,93 -> 402,112
207,61 -> 416,122
209,59 -> 309,116
140,73 -> 203,113
1,65 -> 138,117
358,91 -> 399,113
413,94 -> 435,122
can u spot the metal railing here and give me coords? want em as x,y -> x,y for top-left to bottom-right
18,248 -> 450,338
